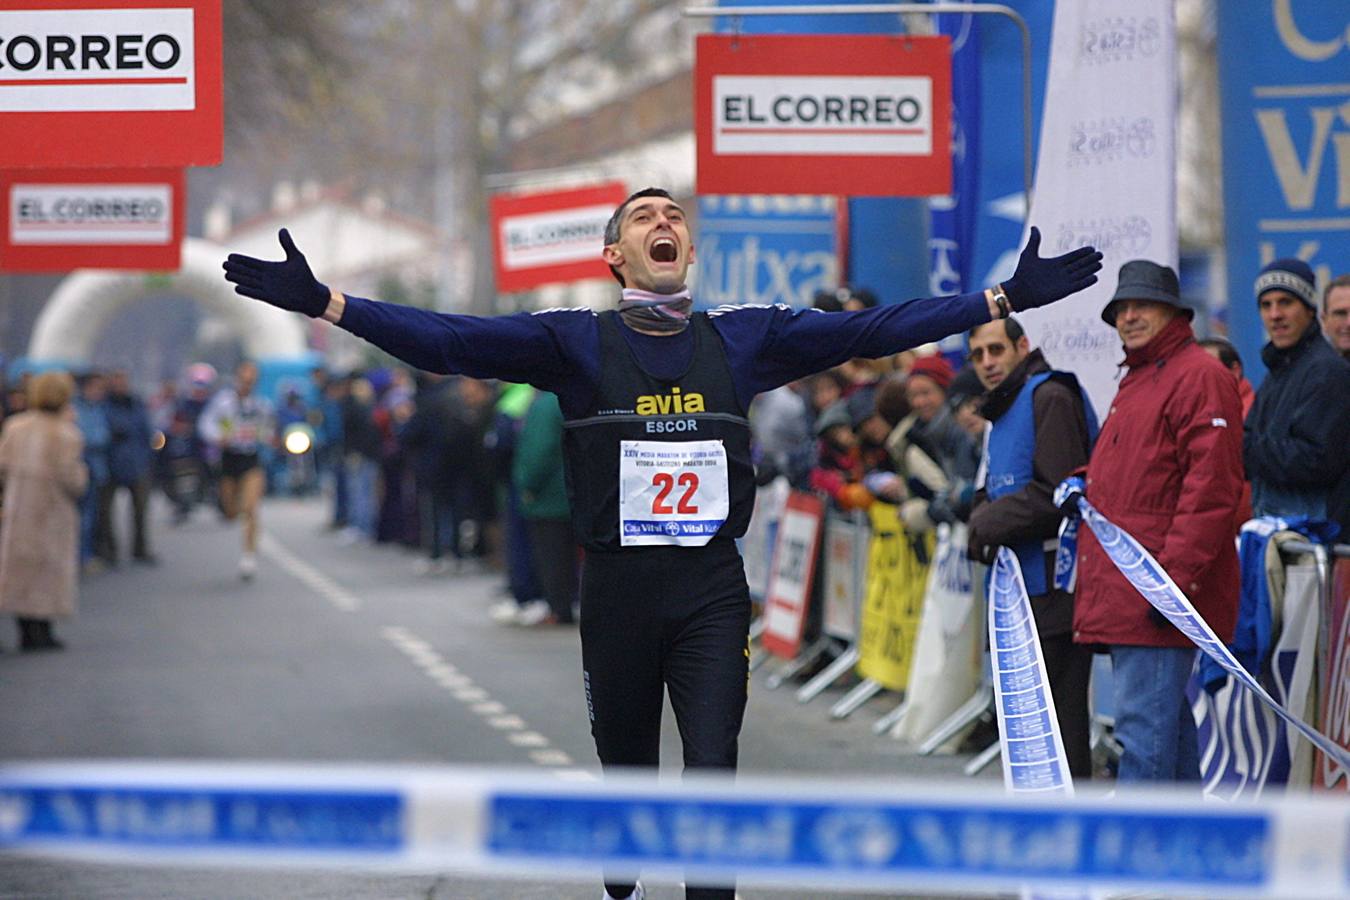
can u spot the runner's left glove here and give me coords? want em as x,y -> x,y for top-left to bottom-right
1054,475 -> 1086,518
1002,227 -> 1104,311
222,229 -> 330,318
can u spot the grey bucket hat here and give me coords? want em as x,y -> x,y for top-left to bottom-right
1101,259 -> 1194,325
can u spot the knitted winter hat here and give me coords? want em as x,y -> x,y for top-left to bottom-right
907,355 -> 955,390
1255,258 -> 1317,311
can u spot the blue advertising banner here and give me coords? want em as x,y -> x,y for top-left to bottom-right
968,0 -> 1055,290
1217,4 -> 1350,385
930,10 -> 981,300
695,195 -> 840,308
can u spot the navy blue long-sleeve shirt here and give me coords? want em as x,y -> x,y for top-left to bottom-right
337,293 -> 992,418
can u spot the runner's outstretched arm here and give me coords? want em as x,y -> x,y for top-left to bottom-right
222,229 -> 591,394
713,227 -> 1103,402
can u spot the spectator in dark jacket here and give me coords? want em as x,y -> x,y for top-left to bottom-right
1076,260 -> 1244,784
399,374 -> 460,573
101,370 -> 155,564
966,316 -> 1098,777
1244,259 -> 1350,536
72,372 -> 110,570
340,376 -> 383,543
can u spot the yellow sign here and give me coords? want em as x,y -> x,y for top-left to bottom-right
857,503 -> 932,692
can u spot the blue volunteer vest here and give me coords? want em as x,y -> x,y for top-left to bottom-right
986,370 -> 1099,595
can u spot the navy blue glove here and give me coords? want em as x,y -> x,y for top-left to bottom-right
222,229 -> 330,318
1002,227 -> 1103,312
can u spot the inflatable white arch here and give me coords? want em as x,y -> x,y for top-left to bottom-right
27,237 -> 308,365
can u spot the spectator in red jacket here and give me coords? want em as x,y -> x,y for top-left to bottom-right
1075,260 -> 1244,784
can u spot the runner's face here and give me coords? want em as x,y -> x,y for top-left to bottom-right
603,199 -> 695,293
236,364 -> 258,395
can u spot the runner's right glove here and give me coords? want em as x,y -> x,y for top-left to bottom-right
1054,475 -> 1086,518
221,229 -> 330,318
1001,227 -> 1104,311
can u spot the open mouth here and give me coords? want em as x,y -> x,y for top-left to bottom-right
649,237 -> 678,264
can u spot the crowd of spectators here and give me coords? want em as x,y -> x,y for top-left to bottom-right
746,260 -> 1350,786
0,257 -> 1346,764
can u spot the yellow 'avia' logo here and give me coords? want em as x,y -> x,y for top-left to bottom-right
635,387 -> 705,416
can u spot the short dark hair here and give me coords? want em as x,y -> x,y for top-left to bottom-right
1198,337 -> 1242,372
603,187 -> 674,286
968,315 -> 1025,343
1324,274 -> 1350,314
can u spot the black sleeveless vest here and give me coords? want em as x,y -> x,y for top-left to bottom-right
562,311 -> 755,552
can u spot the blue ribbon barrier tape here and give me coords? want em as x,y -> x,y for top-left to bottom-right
0,762 -> 1347,897
1074,497 -> 1350,773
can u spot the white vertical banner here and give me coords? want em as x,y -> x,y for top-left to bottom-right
1016,4 -> 1177,416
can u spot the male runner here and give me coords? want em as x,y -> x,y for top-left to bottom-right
198,360 -> 275,580
224,190 -> 1101,899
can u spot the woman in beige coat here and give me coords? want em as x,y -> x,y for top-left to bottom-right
0,371 -> 88,650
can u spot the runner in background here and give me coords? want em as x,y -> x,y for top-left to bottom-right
223,191 -> 1101,900
198,361 -> 275,581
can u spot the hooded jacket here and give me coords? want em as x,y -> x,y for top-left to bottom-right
1074,316 -> 1244,648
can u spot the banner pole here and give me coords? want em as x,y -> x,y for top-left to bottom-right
682,2 -> 1035,206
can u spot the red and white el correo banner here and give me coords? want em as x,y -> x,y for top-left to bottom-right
489,182 -> 628,293
0,0 -> 222,167
695,34 -> 951,197
1,167 -> 184,271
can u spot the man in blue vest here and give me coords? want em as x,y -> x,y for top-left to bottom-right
966,316 -> 1098,777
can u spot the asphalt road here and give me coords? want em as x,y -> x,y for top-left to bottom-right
0,494 -> 996,900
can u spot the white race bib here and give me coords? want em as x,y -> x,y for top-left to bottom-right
619,439 -> 730,547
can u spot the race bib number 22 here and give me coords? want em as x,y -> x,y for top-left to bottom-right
619,439 -> 730,547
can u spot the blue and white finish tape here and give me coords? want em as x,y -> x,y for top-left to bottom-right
990,548 -> 1075,797
0,761 -> 1348,897
1073,496 -> 1350,773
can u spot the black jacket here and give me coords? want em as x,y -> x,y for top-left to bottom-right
1244,326 -> 1350,535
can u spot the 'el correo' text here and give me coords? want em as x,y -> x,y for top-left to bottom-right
721,94 -> 923,127
0,33 -> 181,72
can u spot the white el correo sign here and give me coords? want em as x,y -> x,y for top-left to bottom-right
712,75 -> 932,156
500,203 -> 613,270
0,8 -> 195,112
10,183 -> 172,245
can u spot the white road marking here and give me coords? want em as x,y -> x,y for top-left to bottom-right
529,749 -> 573,766
554,769 -> 598,782
273,550 -> 578,775
259,534 -> 360,612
